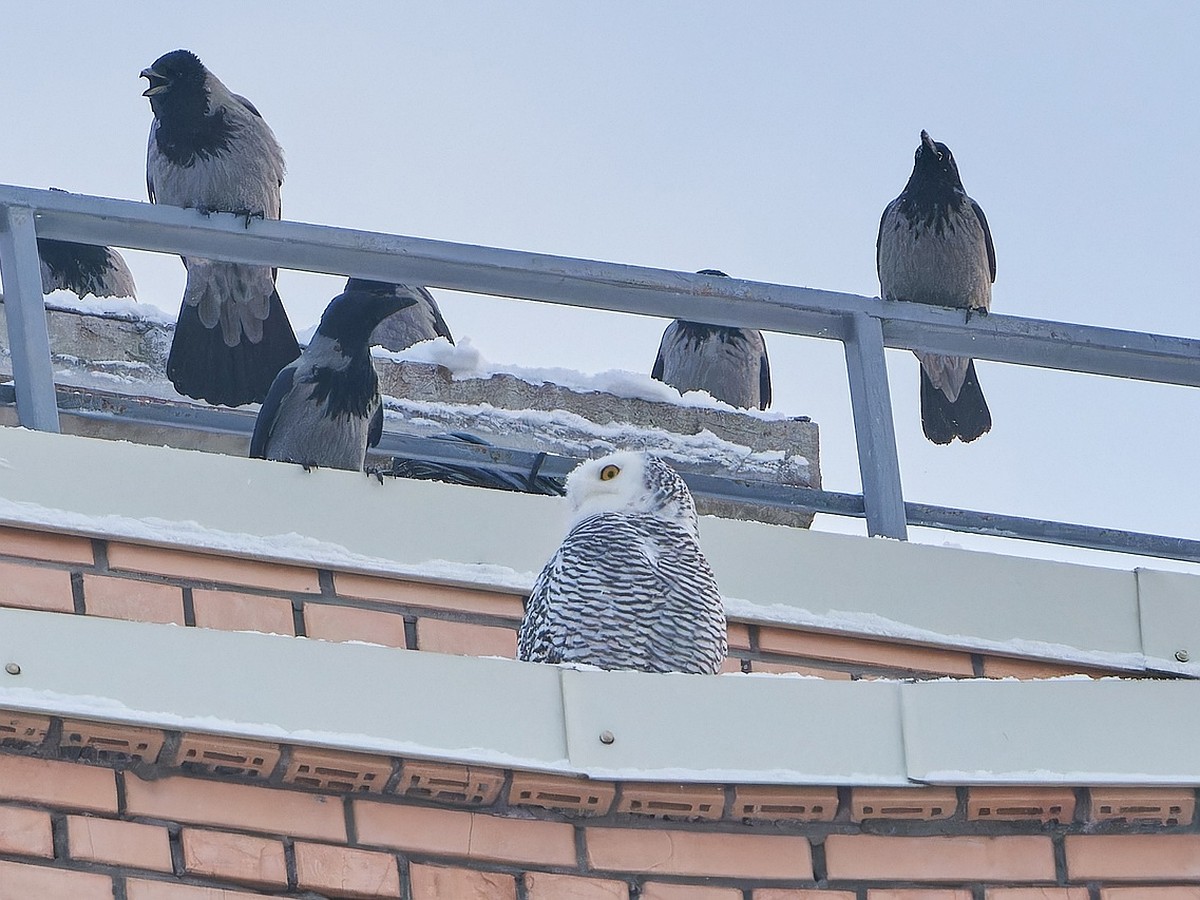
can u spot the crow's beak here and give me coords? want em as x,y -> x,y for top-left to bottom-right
920,130 -> 937,154
141,68 -> 169,97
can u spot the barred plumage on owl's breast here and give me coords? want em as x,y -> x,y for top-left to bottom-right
518,451 -> 728,675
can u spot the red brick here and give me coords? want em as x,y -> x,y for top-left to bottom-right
824,835 -> 1055,881
294,841 -> 401,898
726,621 -> 752,650
107,542 -> 321,593
354,800 -> 576,866
868,892 -> 972,900
192,588 -> 295,635
67,815 -> 172,872
733,786 -> 839,822
757,627 -> 975,675
525,872 -> 629,899
125,880 -> 269,900
719,656 -> 745,674
586,827 -> 812,880
416,617 -> 518,657
0,526 -> 93,564
0,860 -> 112,899
755,891 -> 856,900
59,718 -> 165,763
285,746 -> 393,794
409,863 -> 517,900
396,759 -> 505,806
0,712 -> 50,745
1101,889 -> 1200,899
987,890 -> 1092,899
616,782 -> 725,820
641,885 -> 741,900
1067,834 -> 1200,880
0,805 -> 52,857
1088,787 -> 1195,825
125,773 -> 345,841
304,602 -> 408,648
82,574 -> 185,624
852,787 -> 958,821
334,572 -> 524,617
175,733 -> 280,779
0,754 -> 117,812
968,787 -> 1076,824
0,560 -> 74,611
509,771 -> 616,815
181,828 -> 288,888
750,659 -> 853,678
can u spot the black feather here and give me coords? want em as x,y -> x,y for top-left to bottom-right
920,361 -> 991,445
167,288 -> 300,407
249,365 -> 295,457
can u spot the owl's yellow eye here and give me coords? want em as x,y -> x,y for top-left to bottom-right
600,464 -> 620,481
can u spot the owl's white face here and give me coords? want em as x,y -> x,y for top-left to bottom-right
564,451 -> 697,531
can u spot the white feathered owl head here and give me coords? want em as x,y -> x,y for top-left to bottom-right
564,451 -> 698,532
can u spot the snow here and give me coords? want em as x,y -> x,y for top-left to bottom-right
375,335 -> 792,418
45,293 -> 175,326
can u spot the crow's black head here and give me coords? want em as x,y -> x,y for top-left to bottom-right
141,50 -> 209,116
318,285 -> 418,350
909,130 -> 965,191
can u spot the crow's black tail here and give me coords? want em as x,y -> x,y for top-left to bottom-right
920,359 -> 991,445
167,288 -> 300,407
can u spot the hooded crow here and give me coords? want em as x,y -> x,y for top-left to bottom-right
142,49 -> 300,407
37,239 -> 136,300
877,130 -> 995,444
651,269 -> 771,411
250,280 -> 416,471
369,284 -> 454,351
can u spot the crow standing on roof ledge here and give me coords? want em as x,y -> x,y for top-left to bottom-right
250,280 -> 416,472
877,130 -> 996,444
651,269 -> 772,411
518,451 -> 728,674
142,49 -> 300,407
369,283 -> 454,351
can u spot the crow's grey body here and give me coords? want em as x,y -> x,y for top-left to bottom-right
143,49 -> 299,407
877,131 -> 995,444
250,280 -> 414,471
370,285 -> 454,351
37,238 -> 137,300
518,452 -> 727,674
651,270 -> 771,410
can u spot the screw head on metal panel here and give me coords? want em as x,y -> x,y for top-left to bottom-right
1176,649 -> 1191,663
4,662 -> 20,675
599,730 -> 615,745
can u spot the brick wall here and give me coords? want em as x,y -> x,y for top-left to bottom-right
0,524 -> 1124,680
0,719 -> 1198,898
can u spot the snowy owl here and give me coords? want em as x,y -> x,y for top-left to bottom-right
517,451 -> 728,674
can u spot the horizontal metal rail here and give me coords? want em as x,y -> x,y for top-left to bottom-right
3,382 -> 1198,565
2,184 -> 1199,557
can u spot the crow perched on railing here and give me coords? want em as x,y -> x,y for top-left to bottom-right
142,49 -> 300,408
877,131 -> 996,444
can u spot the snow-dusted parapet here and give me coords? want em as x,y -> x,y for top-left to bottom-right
0,303 -> 820,527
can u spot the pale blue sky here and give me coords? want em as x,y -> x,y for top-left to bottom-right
4,2 -> 1199,567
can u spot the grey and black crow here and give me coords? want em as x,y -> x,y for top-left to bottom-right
651,270 -> 771,411
369,284 -> 454,351
142,49 -> 300,407
877,130 -> 995,444
249,280 -> 416,471
37,239 -> 137,300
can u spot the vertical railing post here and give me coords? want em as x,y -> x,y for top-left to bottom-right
843,312 -> 907,539
0,204 -> 60,432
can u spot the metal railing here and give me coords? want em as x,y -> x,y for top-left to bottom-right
3,184 -> 1200,559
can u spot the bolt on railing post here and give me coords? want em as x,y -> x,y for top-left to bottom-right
0,204 -> 60,432
843,312 -> 907,539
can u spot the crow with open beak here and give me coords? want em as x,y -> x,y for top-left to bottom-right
142,49 -> 300,407
877,130 -> 996,444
